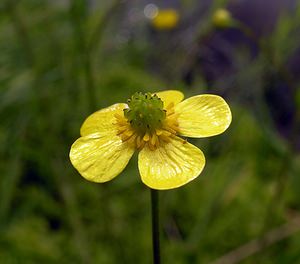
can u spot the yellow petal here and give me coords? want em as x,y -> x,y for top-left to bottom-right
80,103 -> 127,136
154,90 -> 184,108
70,133 -> 134,183
175,94 -> 232,138
138,137 -> 205,190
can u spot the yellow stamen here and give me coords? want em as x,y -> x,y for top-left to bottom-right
156,129 -> 163,136
120,133 -> 131,141
115,100 -> 180,151
166,102 -> 174,110
136,136 -> 142,148
117,125 -> 129,134
159,134 -> 171,142
143,133 -> 150,142
162,130 -> 171,137
124,130 -> 134,137
165,127 -> 178,134
127,134 -> 137,145
150,133 -> 157,146
148,142 -> 155,151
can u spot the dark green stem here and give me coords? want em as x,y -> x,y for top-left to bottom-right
151,189 -> 161,264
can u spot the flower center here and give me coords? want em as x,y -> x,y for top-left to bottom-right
115,92 -> 180,150
124,92 -> 166,134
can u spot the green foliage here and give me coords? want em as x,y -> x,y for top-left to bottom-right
1,0 -> 300,263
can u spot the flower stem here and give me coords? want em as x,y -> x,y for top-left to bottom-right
151,188 -> 161,264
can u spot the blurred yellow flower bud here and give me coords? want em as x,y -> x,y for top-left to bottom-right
212,8 -> 233,28
151,9 -> 180,30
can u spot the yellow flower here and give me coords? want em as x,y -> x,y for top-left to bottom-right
69,90 -> 231,190
151,9 -> 180,30
212,8 -> 233,28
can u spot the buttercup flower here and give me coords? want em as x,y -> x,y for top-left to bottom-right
212,8 -> 233,28
70,90 -> 231,190
150,9 -> 180,30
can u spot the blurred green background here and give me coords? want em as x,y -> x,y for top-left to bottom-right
1,0 -> 300,263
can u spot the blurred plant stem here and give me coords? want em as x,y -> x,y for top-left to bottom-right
70,0 -> 123,112
4,2 -> 92,261
186,156 -> 242,256
52,159 -> 92,264
260,151 -> 292,234
235,22 -> 299,235
4,0 -> 45,113
70,0 -> 96,112
87,0 -> 122,53
236,22 -> 296,93
183,9 -> 296,93
0,2 -> 34,228
0,156 -> 22,226
151,189 -> 161,264
4,0 -> 35,67
211,214 -> 300,264
0,113 -> 28,226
